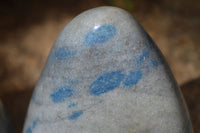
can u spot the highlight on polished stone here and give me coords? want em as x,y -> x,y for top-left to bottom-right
23,6 -> 193,133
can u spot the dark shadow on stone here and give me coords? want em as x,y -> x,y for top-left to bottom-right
181,77 -> 200,133
1,88 -> 33,133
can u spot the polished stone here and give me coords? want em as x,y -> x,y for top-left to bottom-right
23,6 -> 193,133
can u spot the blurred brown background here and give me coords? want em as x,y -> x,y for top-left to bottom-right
0,0 -> 199,133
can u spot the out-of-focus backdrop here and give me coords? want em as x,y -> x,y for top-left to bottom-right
0,0 -> 199,132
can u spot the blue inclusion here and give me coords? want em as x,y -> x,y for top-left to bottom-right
50,86 -> 74,103
55,48 -> 67,60
32,118 -> 39,129
68,110 -> 83,120
85,24 -> 116,46
26,127 -> 32,133
55,48 -> 75,60
151,60 -> 158,66
90,71 -> 125,96
123,71 -> 143,87
25,118 -> 39,133
68,102 -> 77,108
137,50 -> 150,66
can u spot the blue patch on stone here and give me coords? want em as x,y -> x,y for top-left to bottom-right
90,71 -> 125,96
55,48 -> 75,60
68,110 -> 83,120
85,24 -> 116,46
26,127 -> 32,133
137,50 -> 150,66
25,118 -> 39,133
123,70 -> 142,87
151,60 -> 158,66
68,102 -> 77,108
32,118 -> 39,128
50,86 -> 74,103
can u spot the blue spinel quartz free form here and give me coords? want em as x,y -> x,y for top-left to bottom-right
23,6 -> 193,133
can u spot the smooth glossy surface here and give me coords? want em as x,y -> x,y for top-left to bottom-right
23,6 -> 193,133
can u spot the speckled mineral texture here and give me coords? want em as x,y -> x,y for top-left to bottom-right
23,6 -> 193,133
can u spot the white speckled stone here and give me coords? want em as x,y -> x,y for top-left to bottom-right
0,101 -> 13,133
23,6 -> 193,133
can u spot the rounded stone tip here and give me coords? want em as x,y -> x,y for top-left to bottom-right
71,6 -> 140,27
23,6 -> 193,133
56,6 -> 146,49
